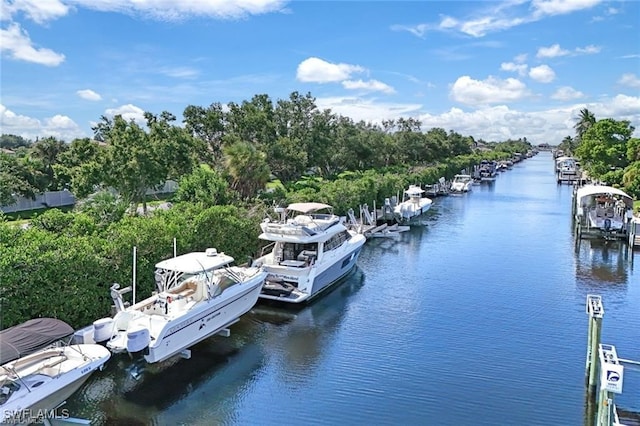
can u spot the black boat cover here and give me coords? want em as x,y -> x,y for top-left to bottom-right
0,318 -> 74,365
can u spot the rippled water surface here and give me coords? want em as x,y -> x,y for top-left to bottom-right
68,152 -> 639,425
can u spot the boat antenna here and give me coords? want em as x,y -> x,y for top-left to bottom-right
132,246 -> 137,305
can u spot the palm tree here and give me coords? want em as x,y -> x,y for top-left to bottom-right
574,108 -> 596,142
223,138 -> 270,199
560,135 -> 574,155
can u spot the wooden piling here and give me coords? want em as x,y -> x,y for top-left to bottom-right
585,295 -> 604,392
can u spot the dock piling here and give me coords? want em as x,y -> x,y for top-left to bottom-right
585,295 -> 604,392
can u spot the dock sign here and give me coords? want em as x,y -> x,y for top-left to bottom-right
601,364 -> 624,394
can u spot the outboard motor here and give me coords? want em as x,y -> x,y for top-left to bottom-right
93,318 -> 115,343
126,326 -> 151,355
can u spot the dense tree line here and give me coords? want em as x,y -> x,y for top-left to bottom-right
1,92 -> 484,208
0,91 -> 534,329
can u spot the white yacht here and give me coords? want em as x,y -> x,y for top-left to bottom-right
575,185 -> 634,237
94,249 -> 267,363
450,174 -> 473,193
1,343 -> 110,424
394,185 -> 433,223
253,202 -> 366,303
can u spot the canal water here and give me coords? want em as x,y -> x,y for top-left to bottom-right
67,151 -> 639,425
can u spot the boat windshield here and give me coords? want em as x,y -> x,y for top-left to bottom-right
155,269 -> 212,292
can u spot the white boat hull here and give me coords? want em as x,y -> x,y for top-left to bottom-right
107,278 -> 264,363
258,236 -> 365,304
1,345 -> 110,424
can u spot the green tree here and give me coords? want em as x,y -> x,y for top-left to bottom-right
183,103 -> 226,163
174,164 -> 231,206
222,138 -> 271,199
54,138 -> 105,193
575,118 -> 635,185
29,136 -> 67,190
0,134 -> 31,150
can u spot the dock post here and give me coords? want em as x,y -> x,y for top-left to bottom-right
585,295 -> 604,392
595,344 -> 624,426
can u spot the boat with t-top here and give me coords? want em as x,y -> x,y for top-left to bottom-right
94,248 -> 267,363
253,202 -> 366,304
394,185 -> 433,224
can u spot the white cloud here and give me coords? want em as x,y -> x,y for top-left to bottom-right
315,96 -> 422,124
459,16 -> 527,37
159,66 -> 199,79
575,44 -> 601,54
305,94 -> 640,145
0,23 -> 65,66
501,62 -> 528,76
514,53 -> 528,63
65,0 -> 288,20
529,65 -> 556,83
342,79 -> 395,94
450,76 -> 530,105
531,0 -> 603,17
393,0 -> 602,39
618,73 -> 640,89
105,104 -> 146,125
0,104 -> 85,141
537,44 -> 570,58
296,57 -> 365,83
1,0 -> 69,24
551,86 -> 585,100
537,43 -> 601,58
76,89 -> 103,101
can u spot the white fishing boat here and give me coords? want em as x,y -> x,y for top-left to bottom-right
450,174 -> 473,193
0,342 -> 110,424
253,202 -> 366,303
575,185 -> 634,238
394,185 -> 433,223
94,249 -> 267,363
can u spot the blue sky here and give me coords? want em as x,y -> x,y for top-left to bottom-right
1,0 -> 639,144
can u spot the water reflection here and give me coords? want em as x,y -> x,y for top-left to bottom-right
253,267 -> 365,386
66,320 -> 267,425
575,239 -> 630,287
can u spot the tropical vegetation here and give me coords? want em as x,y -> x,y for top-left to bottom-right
0,90 -> 593,330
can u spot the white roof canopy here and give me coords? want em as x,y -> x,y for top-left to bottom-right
576,185 -> 633,201
287,202 -> 333,213
155,251 -> 234,273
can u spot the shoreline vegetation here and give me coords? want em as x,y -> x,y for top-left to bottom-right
1,95 -> 638,330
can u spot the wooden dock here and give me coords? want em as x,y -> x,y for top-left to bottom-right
347,204 -> 409,238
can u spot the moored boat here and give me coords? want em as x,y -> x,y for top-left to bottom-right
394,185 -> 433,224
450,174 -> 473,193
575,185 -> 634,239
0,342 -> 110,424
95,249 -> 267,363
253,202 -> 366,303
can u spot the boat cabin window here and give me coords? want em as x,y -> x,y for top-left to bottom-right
324,230 -> 351,252
277,242 -> 318,263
